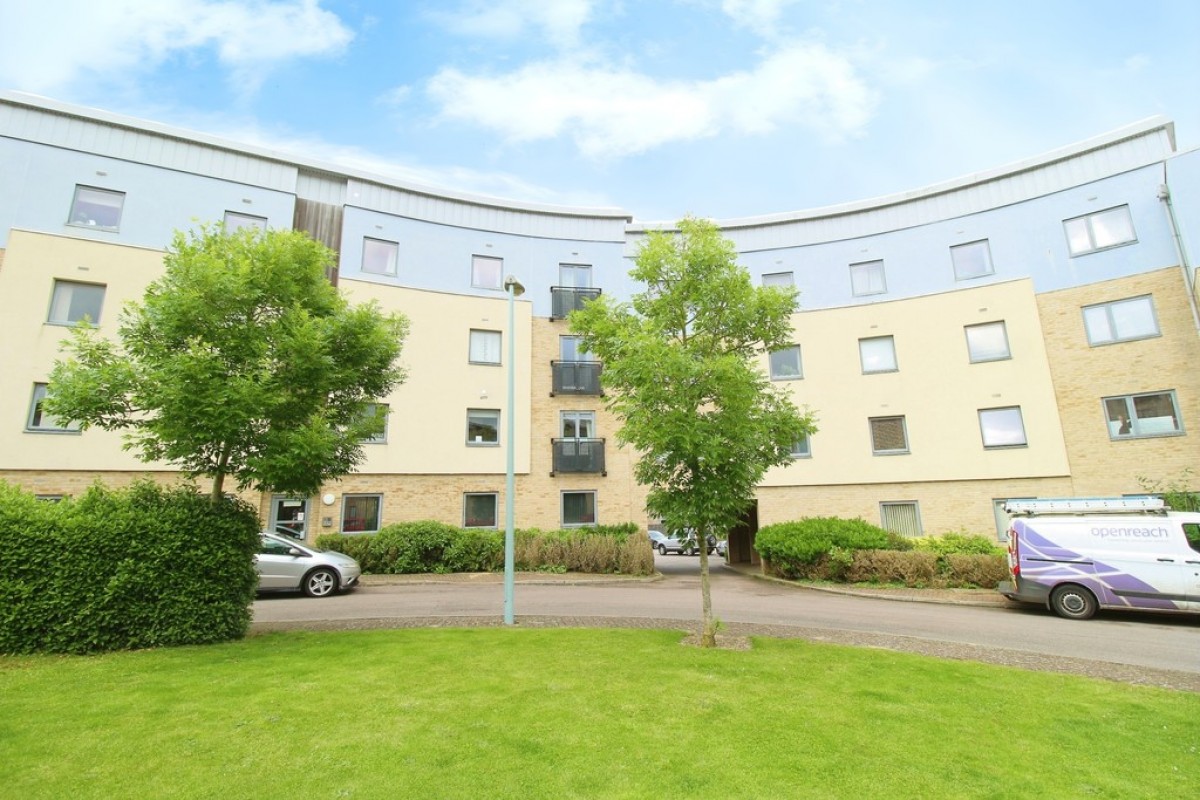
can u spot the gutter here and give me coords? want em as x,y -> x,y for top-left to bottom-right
1159,166 -> 1200,332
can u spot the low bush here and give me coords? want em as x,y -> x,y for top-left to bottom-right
943,553 -> 1009,588
0,480 -> 260,655
846,550 -> 939,586
756,517 -> 894,579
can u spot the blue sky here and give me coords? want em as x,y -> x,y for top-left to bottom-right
1,0 -> 1197,222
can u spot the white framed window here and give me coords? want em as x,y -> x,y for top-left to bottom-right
472,255 -> 504,289
464,493 -> 498,528
1064,205 -> 1136,256
559,263 -> 593,288
68,185 -> 124,231
964,321 -> 1011,363
880,501 -> 922,537
363,403 -> 389,444
763,271 -> 794,287
790,434 -> 811,458
362,237 -> 399,276
850,260 -> 886,297
560,335 -> 591,362
467,409 -> 500,445
562,490 -> 597,527
769,346 -> 803,380
48,280 -> 105,325
870,416 -> 908,455
1082,295 -> 1159,345
859,336 -> 897,373
979,406 -> 1027,448
27,383 -> 80,433
1104,391 -> 1183,439
224,211 -> 267,233
469,329 -> 502,364
951,240 -> 994,280
341,494 -> 382,533
561,410 -> 596,439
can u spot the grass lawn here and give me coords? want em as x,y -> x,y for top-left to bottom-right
2,628 -> 1197,799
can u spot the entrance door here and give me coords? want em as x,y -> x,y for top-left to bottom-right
727,502 -> 759,565
270,496 -> 308,540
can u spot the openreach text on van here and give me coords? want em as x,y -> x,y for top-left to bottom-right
1090,526 -> 1171,539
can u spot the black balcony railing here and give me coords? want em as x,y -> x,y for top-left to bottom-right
551,286 -> 601,320
551,360 -> 603,396
551,438 -> 606,476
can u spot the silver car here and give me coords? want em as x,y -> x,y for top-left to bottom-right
255,532 -> 362,597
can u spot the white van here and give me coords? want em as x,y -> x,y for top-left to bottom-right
998,497 -> 1200,619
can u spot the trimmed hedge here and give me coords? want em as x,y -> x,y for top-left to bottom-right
0,480 -> 260,655
755,517 -> 896,579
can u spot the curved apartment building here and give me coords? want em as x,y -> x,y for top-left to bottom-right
1,91 -> 1196,556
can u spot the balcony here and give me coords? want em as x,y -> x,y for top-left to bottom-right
551,438 -> 606,476
551,286 -> 601,320
551,360 -> 603,396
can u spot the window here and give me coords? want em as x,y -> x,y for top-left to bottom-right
27,383 -> 80,433
48,280 -> 104,325
850,260 -> 886,296
790,434 -> 811,458
472,255 -> 503,289
561,410 -> 595,439
464,493 -> 498,528
224,211 -> 267,233
560,336 -> 591,362
1104,391 -> 1183,439
562,491 -> 597,526
951,240 -> 994,280
1082,295 -> 1159,345
363,403 -> 389,444
469,329 -> 502,364
559,263 -> 592,288
467,409 -> 500,445
979,406 -> 1027,448
870,416 -> 908,455
965,321 -> 1011,363
769,346 -> 803,380
880,502 -> 922,537
341,494 -> 381,533
1064,205 -> 1136,256
859,336 -> 897,373
763,271 -> 794,287
68,186 -> 124,230
362,238 -> 398,276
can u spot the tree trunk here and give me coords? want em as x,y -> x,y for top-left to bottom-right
697,529 -> 716,647
210,471 -> 225,503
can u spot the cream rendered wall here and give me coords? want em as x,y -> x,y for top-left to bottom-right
761,278 -> 1071,487
335,277 -> 532,476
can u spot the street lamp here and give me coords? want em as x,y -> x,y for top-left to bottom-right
503,274 -> 525,625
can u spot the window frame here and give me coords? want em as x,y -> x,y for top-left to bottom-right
67,185 -> 125,231
340,494 -> 383,534
361,237 -> 399,276
950,239 -> 994,281
762,271 -> 794,288
768,345 -> 803,380
560,410 -> 596,439
869,415 -> 909,456
964,320 -> 1011,363
1103,390 -> 1184,440
561,490 -> 597,527
880,501 -> 923,537
223,211 -> 267,233
849,260 -> 886,297
859,335 -> 898,374
789,434 -> 811,459
47,279 -> 105,326
1063,205 -> 1137,256
363,403 -> 389,444
472,254 -> 504,290
466,408 -> 501,446
26,383 -> 80,433
469,329 -> 503,365
1082,295 -> 1160,346
978,406 -> 1028,449
559,263 -> 593,289
463,493 -> 499,528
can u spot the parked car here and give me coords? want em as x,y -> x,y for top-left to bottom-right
655,529 -> 718,556
648,530 -> 669,549
255,532 -> 362,598
715,539 -> 728,557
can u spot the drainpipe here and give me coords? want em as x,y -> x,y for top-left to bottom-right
1158,168 -> 1200,333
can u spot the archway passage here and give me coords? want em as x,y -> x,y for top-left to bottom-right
726,502 -> 759,567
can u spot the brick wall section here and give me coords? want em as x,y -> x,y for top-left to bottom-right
1036,267 -> 1200,496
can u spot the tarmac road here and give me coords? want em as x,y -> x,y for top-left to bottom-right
252,552 -> 1200,688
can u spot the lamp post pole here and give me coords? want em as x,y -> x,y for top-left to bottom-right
503,275 -> 524,625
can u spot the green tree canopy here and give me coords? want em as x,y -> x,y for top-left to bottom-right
571,216 -> 816,645
46,224 -> 409,501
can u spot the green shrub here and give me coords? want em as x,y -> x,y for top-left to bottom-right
756,517 -> 894,579
943,554 -> 1009,588
846,550 -> 938,586
0,480 -> 259,655
912,532 -> 1004,557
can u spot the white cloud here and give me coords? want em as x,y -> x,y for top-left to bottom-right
429,0 -> 595,48
721,0 -> 801,38
0,0 -> 353,96
427,42 -> 876,158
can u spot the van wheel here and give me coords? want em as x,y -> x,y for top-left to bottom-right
1050,584 -> 1097,620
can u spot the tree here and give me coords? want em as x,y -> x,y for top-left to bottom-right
571,216 -> 816,647
46,224 -> 409,502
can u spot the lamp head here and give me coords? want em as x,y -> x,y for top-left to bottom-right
503,275 -> 525,296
